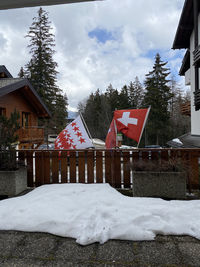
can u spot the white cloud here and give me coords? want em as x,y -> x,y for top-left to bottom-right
0,0 -> 185,111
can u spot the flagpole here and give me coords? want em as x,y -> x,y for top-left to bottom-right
79,112 -> 94,147
113,119 -> 118,148
137,106 -> 151,148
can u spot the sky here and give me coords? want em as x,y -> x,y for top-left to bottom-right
0,0 -> 186,111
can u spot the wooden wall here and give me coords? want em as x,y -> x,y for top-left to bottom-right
0,90 -> 38,126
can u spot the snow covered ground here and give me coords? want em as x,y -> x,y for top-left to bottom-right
0,183 -> 200,245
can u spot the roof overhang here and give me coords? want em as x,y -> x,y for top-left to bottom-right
0,0 -> 98,10
179,49 -> 190,76
172,0 -> 197,49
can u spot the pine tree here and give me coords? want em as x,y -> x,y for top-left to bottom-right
24,7 -> 68,133
18,67 -> 25,78
105,84 -> 120,112
143,53 -> 173,145
119,85 -> 130,109
128,77 -> 144,108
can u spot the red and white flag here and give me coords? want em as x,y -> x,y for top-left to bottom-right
55,115 -> 93,149
105,119 -> 117,149
114,108 -> 150,143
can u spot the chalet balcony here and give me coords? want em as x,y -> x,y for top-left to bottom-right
17,127 -> 44,144
193,45 -> 200,66
180,101 -> 191,116
194,90 -> 200,111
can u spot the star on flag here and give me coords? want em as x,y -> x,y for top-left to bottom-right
54,115 -> 93,150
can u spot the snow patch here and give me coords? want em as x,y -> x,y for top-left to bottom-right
0,184 -> 199,245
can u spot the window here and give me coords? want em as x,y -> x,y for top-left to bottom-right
22,112 -> 29,127
0,107 -> 6,116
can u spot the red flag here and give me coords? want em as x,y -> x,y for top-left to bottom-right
55,115 -> 93,150
105,119 -> 117,149
114,108 -> 149,143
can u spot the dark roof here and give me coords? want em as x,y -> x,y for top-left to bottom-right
172,0 -> 199,49
167,133 -> 200,148
0,65 -> 13,78
0,78 -> 51,118
0,0 -> 98,10
179,49 -> 190,76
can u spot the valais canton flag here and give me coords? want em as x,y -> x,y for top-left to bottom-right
55,115 -> 93,149
114,108 -> 149,143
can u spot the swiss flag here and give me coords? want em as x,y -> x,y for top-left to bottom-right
105,119 -> 117,149
55,115 -> 93,150
114,108 -> 149,143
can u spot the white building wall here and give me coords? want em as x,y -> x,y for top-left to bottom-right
189,14 -> 200,135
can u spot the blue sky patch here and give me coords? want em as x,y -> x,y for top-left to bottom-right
88,28 -> 116,44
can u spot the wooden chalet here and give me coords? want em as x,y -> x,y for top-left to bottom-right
0,65 -> 51,149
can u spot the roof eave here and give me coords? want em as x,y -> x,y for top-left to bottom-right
172,0 -> 194,50
0,0 -> 99,10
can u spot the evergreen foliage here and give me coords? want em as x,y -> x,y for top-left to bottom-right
0,110 -> 20,170
0,110 -> 20,150
143,53 -> 173,145
22,7 -> 68,134
78,53 -> 190,146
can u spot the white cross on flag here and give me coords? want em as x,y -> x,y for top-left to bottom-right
55,115 -> 93,150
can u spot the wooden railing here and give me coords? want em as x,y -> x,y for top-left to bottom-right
15,148 -> 200,190
194,90 -> 200,111
180,101 -> 191,116
17,127 -> 44,143
193,45 -> 200,66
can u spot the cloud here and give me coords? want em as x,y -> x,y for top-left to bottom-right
0,0 -> 185,111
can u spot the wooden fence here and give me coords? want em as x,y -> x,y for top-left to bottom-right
14,148 -> 200,190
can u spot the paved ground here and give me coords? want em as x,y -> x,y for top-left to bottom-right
0,231 -> 200,266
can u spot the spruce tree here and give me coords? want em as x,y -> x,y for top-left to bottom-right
128,77 -> 144,108
143,53 -> 173,145
119,85 -> 130,109
24,7 -> 68,133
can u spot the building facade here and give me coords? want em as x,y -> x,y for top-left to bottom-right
173,0 -> 200,136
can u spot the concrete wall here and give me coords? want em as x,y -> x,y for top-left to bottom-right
0,167 -> 27,197
133,172 -> 186,199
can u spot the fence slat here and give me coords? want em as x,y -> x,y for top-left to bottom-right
113,150 -> 121,188
96,151 -> 103,183
52,151 -> 59,183
78,151 -> 85,183
69,151 -> 76,183
189,151 -> 199,189
151,150 -> 160,160
27,151 -> 34,187
105,151 -> 112,186
61,151 -> 68,183
35,152 -> 43,186
142,151 -> 149,161
87,150 -> 94,183
123,151 -> 131,188
43,151 -> 50,184
161,150 -> 169,162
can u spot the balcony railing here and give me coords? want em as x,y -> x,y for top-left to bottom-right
193,45 -> 200,66
17,127 -> 44,144
194,90 -> 200,111
180,101 -> 191,116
